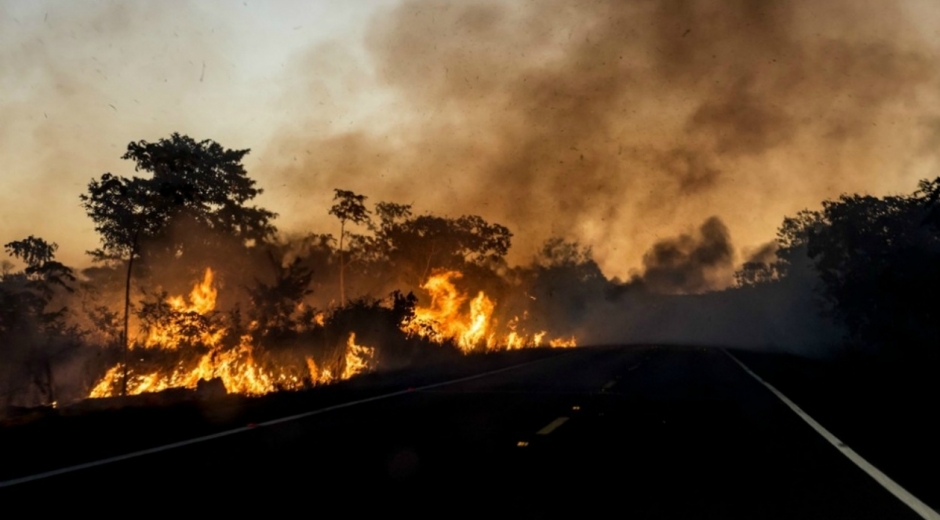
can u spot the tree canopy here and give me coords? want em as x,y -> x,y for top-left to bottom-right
81,133 -> 277,264
749,178 -> 940,361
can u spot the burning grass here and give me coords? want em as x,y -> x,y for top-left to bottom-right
87,267 -> 576,399
405,270 -> 576,353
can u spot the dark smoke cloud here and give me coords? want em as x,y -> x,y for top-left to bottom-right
637,216 -> 734,294
743,241 -> 779,266
272,0 -> 940,281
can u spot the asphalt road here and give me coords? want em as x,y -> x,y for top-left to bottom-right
1,346 -> 931,518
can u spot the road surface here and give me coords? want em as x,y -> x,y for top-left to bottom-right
1,345 -> 933,518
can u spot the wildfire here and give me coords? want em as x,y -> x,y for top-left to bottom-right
403,270 -> 577,352
342,332 -> 375,380
549,337 -> 578,348
144,268 -> 224,350
88,266 -> 572,400
89,268 -> 377,399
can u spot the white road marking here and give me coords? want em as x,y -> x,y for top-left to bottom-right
0,354 -> 566,488
537,416 -> 569,435
723,349 -> 940,520
602,380 -> 616,390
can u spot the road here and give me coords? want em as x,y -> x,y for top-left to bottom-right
1,345 -> 933,518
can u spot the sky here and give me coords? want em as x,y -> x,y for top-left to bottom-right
3,0 -> 940,283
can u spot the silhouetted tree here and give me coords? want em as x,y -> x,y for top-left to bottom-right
81,133 -> 277,394
373,212 -> 513,286
246,255 -> 316,337
778,181 -> 940,362
0,237 -> 75,406
520,238 -> 605,335
329,189 -> 371,303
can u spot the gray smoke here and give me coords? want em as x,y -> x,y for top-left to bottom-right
272,0 -> 940,280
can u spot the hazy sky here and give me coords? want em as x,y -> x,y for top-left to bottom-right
3,0 -> 940,281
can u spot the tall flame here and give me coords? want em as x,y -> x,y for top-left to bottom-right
403,270 -> 577,352
144,268 -> 223,350
88,266 -> 572,399
89,269 -> 377,398
342,332 -> 375,380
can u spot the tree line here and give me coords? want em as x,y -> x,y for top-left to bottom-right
3,132 -> 938,408
737,178 -> 940,366
0,133 -> 598,407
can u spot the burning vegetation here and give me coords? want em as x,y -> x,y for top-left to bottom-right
0,134 -> 583,407
405,270 -> 575,353
2,131 -> 939,411
87,264 -> 573,399
87,267 -> 378,398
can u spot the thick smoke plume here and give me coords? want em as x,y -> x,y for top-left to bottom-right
273,0 -> 940,281
637,216 -> 734,294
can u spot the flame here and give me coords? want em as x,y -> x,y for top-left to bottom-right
144,268 -> 223,350
89,269 -> 376,399
549,337 -> 578,348
88,267 -> 573,399
306,356 -> 334,385
342,332 -> 376,380
403,270 -> 577,352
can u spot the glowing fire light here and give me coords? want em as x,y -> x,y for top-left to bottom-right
549,337 -> 578,348
89,269 -> 376,398
88,266 -> 572,400
404,270 -> 577,352
144,268 -> 224,350
342,332 -> 375,380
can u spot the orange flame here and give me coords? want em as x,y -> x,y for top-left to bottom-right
144,268 -> 223,350
342,332 -> 376,380
403,270 -> 577,352
89,269 -> 376,398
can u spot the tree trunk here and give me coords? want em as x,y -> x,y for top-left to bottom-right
121,228 -> 141,397
42,357 -> 55,406
339,221 -> 345,304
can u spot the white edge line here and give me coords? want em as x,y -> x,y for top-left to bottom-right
722,349 -> 940,520
0,353 -> 565,488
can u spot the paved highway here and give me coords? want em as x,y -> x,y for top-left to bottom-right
2,345 -> 934,518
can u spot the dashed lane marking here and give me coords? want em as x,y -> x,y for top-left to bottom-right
537,417 -> 569,435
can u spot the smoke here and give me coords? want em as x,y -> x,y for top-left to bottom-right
0,0 -> 270,268
2,0 -> 939,281
743,241 -> 779,267
271,0 -> 940,281
637,216 -> 734,294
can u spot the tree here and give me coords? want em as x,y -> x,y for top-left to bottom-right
373,212 -> 513,286
781,186 -> 940,361
329,189 -> 371,303
521,238 -> 604,334
246,255 -> 316,337
80,133 -> 277,395
733,261 -> 778,287
4,236 -> 75,295
0,237 -> 75,405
